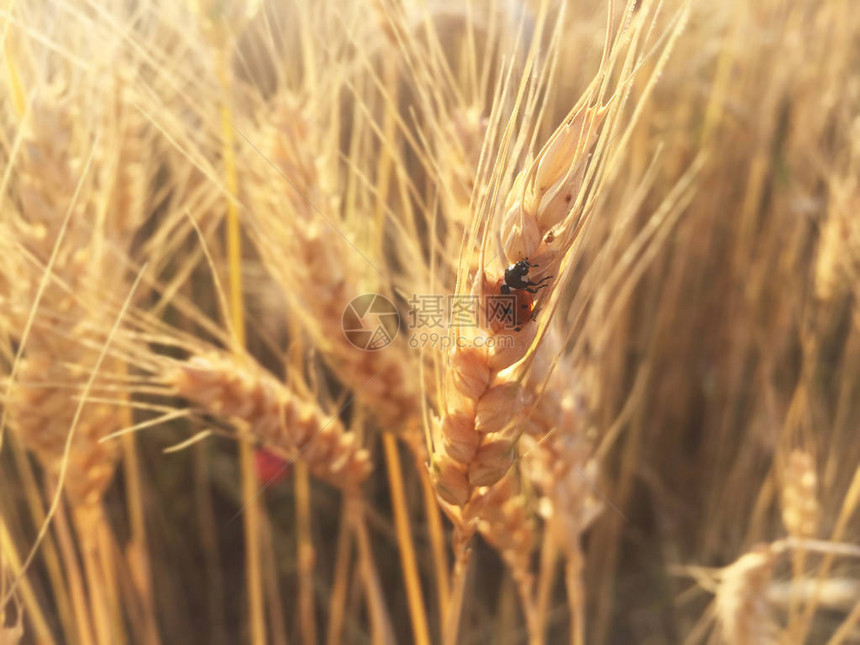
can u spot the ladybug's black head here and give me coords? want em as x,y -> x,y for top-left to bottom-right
504,259 -> 533,283
504,258 -> 545,291
513,259 -> 531,276
503,257 -> 550,293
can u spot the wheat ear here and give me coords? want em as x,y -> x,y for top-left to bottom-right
169,353 -> 372,489
780,450 -> 819,540
245,97 -> 422,434
244,95 -> 435,644
6,83 -> 148,513
430,103 -> 606,514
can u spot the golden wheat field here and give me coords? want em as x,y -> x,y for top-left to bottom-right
1,0 -> 859,643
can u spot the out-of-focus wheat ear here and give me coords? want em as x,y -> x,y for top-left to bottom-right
169,353 -> 372,489
513,324 -> 602,642
245,99 -> 422,434
15,89 -> 89,258
525,435 -> 602,552
713,544 -> 779,645
290,219 -> 422,432
7,349 -> 125,508
6,349 -> 126,642
4,77 -> 146,644
106,73 -> 151,242
778,448 -> 820,634
434,106 -> 489,255
8,81 -> 151,512
0,520 -> 54,644
780,450 -> 819,540
522,416 -> 600,643
245,93 -> 432,645
184,0 -> 261,47
814,179 -> 860,306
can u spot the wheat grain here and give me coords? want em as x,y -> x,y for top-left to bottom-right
476,476 -> 535,585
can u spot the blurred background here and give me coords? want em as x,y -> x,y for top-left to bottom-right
1,0 -> 859,643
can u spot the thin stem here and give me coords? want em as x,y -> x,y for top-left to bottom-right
417,452 -> 450,628
193,442 -> 228,645
443,531 -> 472,645
54,500 -> 94,645
351,497 -> 396,645
120,421 -> 159,645
326,505 -> 353,645
516,578 -> 540,645
261,516 -> 288,645
6,438 -> 75,638
75,509 -> 112,645
295,461 -> 318,645
564,549 -> 585,645
95,517 -> 125,645
2,32 -> 26,118
787,549 -> 806,633
828,596 -> 860,645
0,519 -> 56,644
382,433 -> 431,645
216,42 -> 266,645
800,465 -> 860,635
535,529 -> 559,641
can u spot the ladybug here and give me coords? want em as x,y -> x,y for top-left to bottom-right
488,258 -> 552,332
500,258 -> 552,294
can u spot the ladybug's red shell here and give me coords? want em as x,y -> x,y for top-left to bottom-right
255,449 -> 291,484
488,277 -> 535,333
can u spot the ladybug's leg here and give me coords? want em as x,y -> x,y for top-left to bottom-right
524,283 -> 550,294
523,276 -> 552,292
